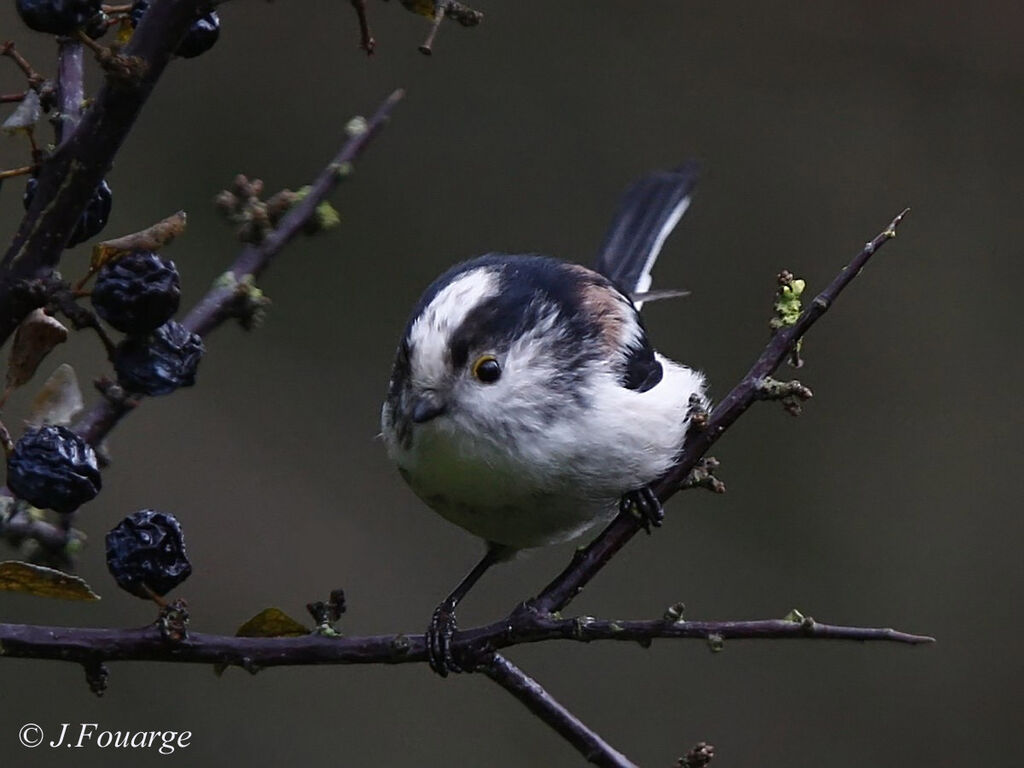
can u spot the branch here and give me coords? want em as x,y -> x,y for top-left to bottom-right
0,90 -> 402,555
533,209 -> 911,614
480,653 -> 636,768
72,89 -> 404,444
0,612 -> 933,667
55,39 -> 85,143
0,0 -> 207,347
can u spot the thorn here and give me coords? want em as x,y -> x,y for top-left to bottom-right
678,742 -> 716,768
83,660 -> 109,697
663,602 -> 686,622
687,394 -> 709,431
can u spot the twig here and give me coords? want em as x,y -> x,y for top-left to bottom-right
183,90 -> 403,336
1,41 -> 46,90
480,653 -> 636,768
0,166 -> 33,180
532,209 -> 911,615
350,0 -> 376,54
0,0 -> 208,349
0,612 -> 933,668
418,2 -> 447,55
0,506 -> 78,553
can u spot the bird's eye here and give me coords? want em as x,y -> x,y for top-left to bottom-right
471,355 -> 502,383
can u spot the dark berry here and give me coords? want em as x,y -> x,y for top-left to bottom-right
106,509 -> 192,598
130,1 -> 220,59
6,425 -> 101,514
113,320 -> 203,396
175,11 -> 219,58
92,251 -> 181,334
83,10 -> 108,39
16,0 -> 101,35
23,177 -> 112,247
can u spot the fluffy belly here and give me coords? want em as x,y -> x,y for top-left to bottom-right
397,432 -> 619,550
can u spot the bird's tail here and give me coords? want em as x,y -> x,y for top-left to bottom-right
592,161 -> 699,302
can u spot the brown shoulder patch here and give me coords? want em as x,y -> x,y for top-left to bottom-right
564,264 -> 634,351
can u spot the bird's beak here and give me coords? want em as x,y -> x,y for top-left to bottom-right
410,391 -> 448,424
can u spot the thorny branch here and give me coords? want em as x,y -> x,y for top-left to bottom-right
0,613 -> 933,667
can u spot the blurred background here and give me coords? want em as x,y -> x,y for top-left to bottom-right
0,1 -> 1021,765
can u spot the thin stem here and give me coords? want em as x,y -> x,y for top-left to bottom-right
0,166 -> 33,180
0,42 -> 45,89
350,0 -> 376,54
419,3 -> 447,55
481,653 -> 636,768
182,90 -> 403,337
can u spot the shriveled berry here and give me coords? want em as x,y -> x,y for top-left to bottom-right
130,1 -> 220,58
6,425 -> 101,514
174,11 -> 219,58
16,0 -> 101,35
106,509 -> 192,598
23,177 -> 112,247
92,251 -> 181,334
113,320 -> 203,396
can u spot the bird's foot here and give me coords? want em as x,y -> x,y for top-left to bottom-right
426,603 -> 464,677
621,486 -> 664,534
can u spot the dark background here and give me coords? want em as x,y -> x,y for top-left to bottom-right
1,1 -> 1021,765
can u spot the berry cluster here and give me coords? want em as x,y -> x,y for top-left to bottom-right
6,425 -> 101,514
15,0 -> 101,36
86,251 -> 203,396
130,1 -> 221,59
23,177 -> 112,248
106,509 -> 192,598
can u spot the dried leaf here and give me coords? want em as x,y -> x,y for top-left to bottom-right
0,560 -> 100,601
6,309 -> 68,390
235,607 -> 308,638
1,89 -> 41,135
26,364 -> 84,427
90,211 -> 187,272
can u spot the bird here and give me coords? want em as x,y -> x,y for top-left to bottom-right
381,163 -> 708,675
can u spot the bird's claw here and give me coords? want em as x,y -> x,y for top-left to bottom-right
621,486 -> 664,534
426,604 -> 463,677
